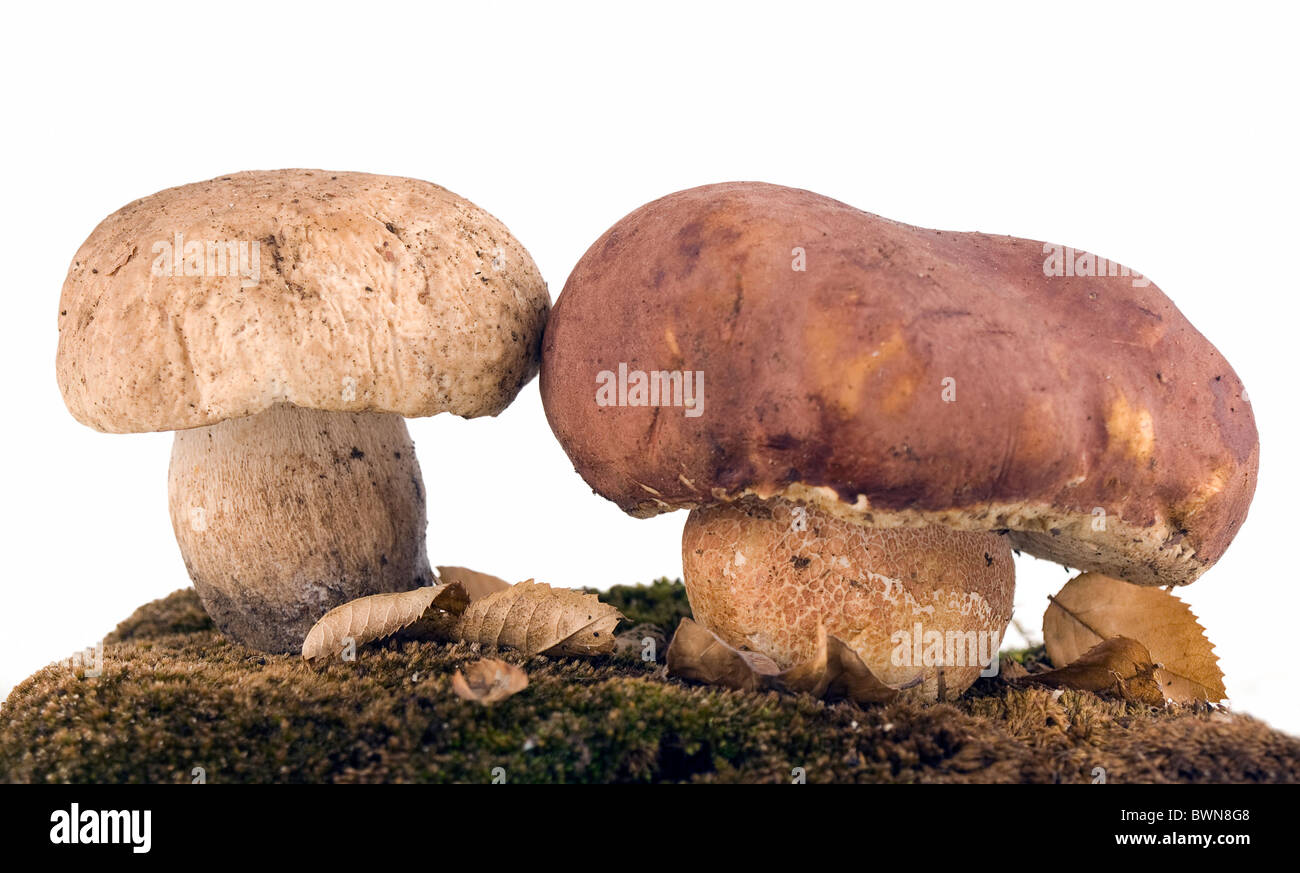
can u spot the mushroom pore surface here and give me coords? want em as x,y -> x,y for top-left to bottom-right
168,403 -> 431,653
682,498 -> 1015,700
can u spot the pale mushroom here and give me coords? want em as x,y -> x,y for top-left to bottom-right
57,170 -> 549,652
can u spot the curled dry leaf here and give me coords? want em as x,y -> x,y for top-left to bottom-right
1015,636 -> 1166,706
1043,572 -> 1225,703
302,583 -> 469,661
303,573 -> 623,661
665,618 -> 914,704
824,635 -> 922,703
453,579 -> 624,657
664,617 -> 782,691
451,657 -> 529,705
436,566 -> 512,602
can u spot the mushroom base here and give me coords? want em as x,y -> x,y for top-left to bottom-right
682,498 -> 1016,701
168,403 -> 432,653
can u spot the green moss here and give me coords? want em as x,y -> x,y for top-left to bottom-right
998,645 -> 1051,671
2,585 -> 1298,784
585,577 -> 693,629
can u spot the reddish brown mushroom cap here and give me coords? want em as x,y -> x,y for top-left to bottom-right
541,182 -> 1258,587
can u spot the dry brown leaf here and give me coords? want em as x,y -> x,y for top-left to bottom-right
1016,636 -> 1166,706
436,566 -> 512,601
453,579 -> 623,657
824,635 -> 920,703
302,583 -> 469,661
664,617 -> 782,691
304,577 -> 623,661
451,657 -> 528,705
1043,572 -> 1225,703
774,624 -> 832,697
665,618 -> 914,704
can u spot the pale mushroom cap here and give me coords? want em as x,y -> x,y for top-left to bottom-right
57,170 -> 550,433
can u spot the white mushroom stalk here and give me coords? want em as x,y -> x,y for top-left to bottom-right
168,404 -> 431,652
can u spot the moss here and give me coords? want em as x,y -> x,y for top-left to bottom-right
999,645 -> 1042,665
586,577 -> 693,629
105,588 -> 216,643
2,584 -> 1298,784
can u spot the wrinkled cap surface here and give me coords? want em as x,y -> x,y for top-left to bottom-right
58,170 -> 550,433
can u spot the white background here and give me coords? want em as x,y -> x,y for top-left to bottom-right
2,2 -> 1296,734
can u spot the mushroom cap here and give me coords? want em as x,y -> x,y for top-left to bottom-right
58,170 -> 550,433
540,182 -> 1258,586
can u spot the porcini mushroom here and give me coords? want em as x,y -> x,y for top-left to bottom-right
57,170 -> 549,652
540,182 -> 1257,699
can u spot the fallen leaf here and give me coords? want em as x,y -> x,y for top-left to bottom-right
436,566 -> 512,601
1043,572 -> 1225,703
304,577 -> 623,661
665,618 -> 915,704
302,583 -> 469,661
824,635 -> 920,703
451,658 -> 528,705
1016,636 -> 1166,706
665,617 -> 781,691
453,579 -> 624,656
774,624 -> 832,697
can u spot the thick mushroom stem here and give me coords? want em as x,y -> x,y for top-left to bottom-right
681,498 -> 1016,700
168,403 -> 432,653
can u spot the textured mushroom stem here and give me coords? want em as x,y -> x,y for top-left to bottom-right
681,498 -> 1015,700
168,403 -> 432,653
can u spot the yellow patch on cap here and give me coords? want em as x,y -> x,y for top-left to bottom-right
1106,394 -> 1155,460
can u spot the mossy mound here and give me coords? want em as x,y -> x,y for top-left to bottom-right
3,583 -> 1298,783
